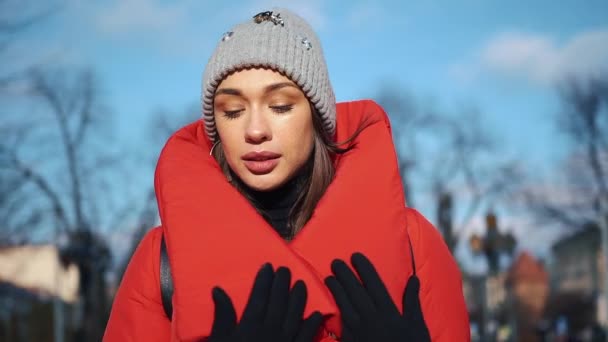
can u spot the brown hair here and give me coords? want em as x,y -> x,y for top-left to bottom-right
212,105 -> 372,240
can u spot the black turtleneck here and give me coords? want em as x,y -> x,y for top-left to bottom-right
245,170 -> 308,240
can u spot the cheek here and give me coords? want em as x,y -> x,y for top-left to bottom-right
216,123 -> 242,163
281,113 -> 314,160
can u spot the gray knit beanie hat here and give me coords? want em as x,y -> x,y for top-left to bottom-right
202,8 -> 336,142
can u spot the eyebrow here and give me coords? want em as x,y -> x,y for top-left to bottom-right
215,82 -> 299,97
265,82 -> 298,93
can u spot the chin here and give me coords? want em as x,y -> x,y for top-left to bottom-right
241,174 -> 286,192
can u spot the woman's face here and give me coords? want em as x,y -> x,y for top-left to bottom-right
214,68 -> 314,191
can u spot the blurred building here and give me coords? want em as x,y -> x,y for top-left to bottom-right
551,223 -> 603,296
463,250 -> 549,342
546,222 -> 606,336
0,244 -> 80,342
487,271 -> 508,313
463,271 -> 512,341
506,251 -> 550,342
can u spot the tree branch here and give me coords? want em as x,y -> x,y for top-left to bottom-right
5,148 -> 70,231
30,69 -> 86,230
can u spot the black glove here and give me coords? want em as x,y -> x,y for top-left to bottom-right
325,253 -> 431,342
207,263 -> 323,342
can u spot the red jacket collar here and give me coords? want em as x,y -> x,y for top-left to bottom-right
155,100 -> 412,341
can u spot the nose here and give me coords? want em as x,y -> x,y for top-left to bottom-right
244,106 -> 271,144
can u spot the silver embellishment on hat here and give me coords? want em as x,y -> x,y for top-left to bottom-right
301,37 -> 312,50
221,31 -> 234,42
296,35 -> 312,50
253,11 -> 284,26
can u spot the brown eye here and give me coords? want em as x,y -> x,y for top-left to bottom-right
223,109 -> 244,119
270,104 -> 293,114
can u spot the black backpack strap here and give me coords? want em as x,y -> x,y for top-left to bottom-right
160,233 -> 174,320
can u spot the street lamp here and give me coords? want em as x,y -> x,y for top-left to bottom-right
469,211 -> 517,341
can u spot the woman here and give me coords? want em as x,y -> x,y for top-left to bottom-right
104,8 -> 469,342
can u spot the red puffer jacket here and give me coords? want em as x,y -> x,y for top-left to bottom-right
104,100 -> 470,341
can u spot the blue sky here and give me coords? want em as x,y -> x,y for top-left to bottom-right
26,1 -> 607,154
13,0 -> 608,263
24,0 -> 604,167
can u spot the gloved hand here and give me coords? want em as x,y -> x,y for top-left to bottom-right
207,263 -> 323,342
325,253 -> 430,342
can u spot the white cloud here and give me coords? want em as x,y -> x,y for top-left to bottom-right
78,0 -> 219,58
345,3 -> 389,30
95,0 -> 188,34
452,28 -> 608,86
88,0 -> 330,56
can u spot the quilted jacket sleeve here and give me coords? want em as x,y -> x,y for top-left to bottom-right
406,208 -> 470,341
104,226 -> 172,341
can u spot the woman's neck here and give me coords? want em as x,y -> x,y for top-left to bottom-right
244,169 -> 309,240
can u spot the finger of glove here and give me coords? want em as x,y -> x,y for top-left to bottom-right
283,280 -> 307,338
210,287 -> 237,338
351,252 -> 400,317
264,266 -> 291,329
331,259 -> 377,316
294,311 -> 323,342
403,275 -> 423,318
403,275 -> 430,340
325,276 -> 360,328
240,263 -> 274,331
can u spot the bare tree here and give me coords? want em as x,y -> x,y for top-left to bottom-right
375,86 -> 521,253
114,104 -> 198,283
430,109 -> 523,250
517,76 -> 608,325
524,76 -> 608,228
0,67 -> 120,341
375,85 -> 439,207
0,2 -> 134,340
0,1 -> 59,89
2,68 -> 117,233
0,1 -> 63,242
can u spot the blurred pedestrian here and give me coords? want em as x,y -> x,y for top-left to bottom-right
104,8 -> 468,341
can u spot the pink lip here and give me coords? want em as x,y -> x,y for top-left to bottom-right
241,151 -> 281,161
241,151 -> 281,175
